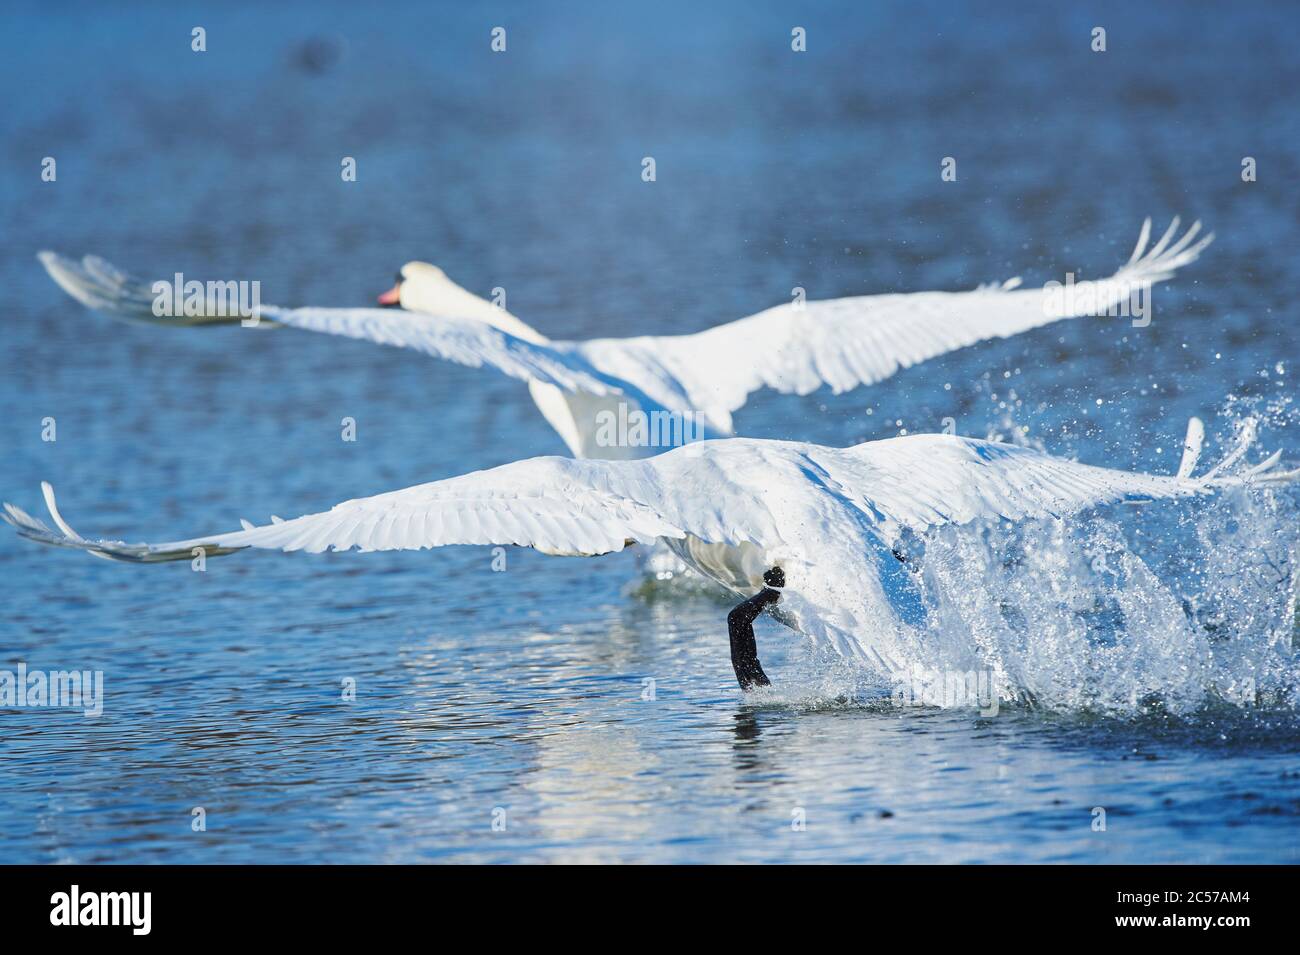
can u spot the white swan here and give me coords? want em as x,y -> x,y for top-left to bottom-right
6,417 -> 1290,688
38,218 -> 1212,461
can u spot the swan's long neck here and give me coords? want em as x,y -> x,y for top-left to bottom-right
402,267 -> 550,344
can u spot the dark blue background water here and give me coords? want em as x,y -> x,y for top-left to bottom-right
1,0 -> 1297,862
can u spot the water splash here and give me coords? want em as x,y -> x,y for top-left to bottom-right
627,400 -> 1299,717
889,404 -> 1299,715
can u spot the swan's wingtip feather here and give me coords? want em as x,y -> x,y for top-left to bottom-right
2,501 -> 39,531
1128,217 -> 1153,264
40,481 -> 59,517
39,481 -> 89,543
1177,416 -> 1205,479
1116,217 -> 1213,284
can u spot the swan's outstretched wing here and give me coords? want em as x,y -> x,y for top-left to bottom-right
257,306 -> 619,394
571,219 -> 1213,432
1,451 -> 759,565
837,418 -> 1296,540
37,252 -> 617,395
38,251 -> 252,327
7,422 -> 1290,568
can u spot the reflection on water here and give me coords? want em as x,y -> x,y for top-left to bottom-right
3,572 -> 1300,863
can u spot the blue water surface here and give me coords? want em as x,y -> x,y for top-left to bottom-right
1,0 -> 1298,863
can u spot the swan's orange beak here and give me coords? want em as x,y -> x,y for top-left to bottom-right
377,283 -> 402,306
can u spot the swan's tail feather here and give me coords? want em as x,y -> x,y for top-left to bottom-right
38,251 -> 276,328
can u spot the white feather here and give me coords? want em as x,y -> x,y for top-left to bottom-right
1178,417 -> 1205,479
6,421 -> 1294,669
40,219 -> 1213,459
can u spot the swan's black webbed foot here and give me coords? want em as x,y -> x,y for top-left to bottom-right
727,566 -> 784,690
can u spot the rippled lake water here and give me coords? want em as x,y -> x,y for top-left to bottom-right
1,0 -> 1298,863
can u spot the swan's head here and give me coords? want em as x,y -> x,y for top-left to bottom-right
377,261 -> 447,310
376,261 -> 550,344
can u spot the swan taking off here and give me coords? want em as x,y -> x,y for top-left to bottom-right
6,418 -> 1291,690
38,219 -> 1212,460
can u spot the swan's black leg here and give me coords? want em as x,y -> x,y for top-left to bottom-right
726,567 -> 784,690
727,595 -> 772,689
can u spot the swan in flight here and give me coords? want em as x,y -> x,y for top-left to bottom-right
39,219 -> 1212,460
6,417 -> 1290,690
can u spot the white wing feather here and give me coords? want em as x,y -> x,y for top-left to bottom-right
41,220 -> 1211,434
37,252 -> 623,397
569,219 -> 1214,432
1,457 -> 689,563
4,423 -> 1292,568
835,425 -> 1294,541
38,251 -> 272,328
257,306 -> 618,395
40,252 -> 624,397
